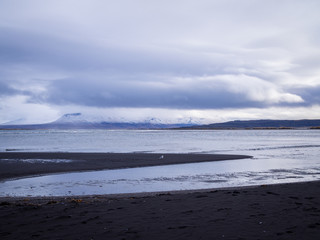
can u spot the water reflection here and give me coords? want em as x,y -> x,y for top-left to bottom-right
1,157 -> 320,197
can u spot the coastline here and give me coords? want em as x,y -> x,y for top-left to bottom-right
0,152 -> 252,181
1,152 -> 319,239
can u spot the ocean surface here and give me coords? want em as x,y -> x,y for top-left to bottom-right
0,129 -> 320,196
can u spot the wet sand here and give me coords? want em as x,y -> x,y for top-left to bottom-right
0,181 -> 319,239
0,152 -> 251,181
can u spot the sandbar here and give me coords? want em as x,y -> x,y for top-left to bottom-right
0,152 -> 251,181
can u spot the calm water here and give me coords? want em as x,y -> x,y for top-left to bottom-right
0,129 -> 320,196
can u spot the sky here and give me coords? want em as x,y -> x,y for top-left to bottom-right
1,0 -> 320,124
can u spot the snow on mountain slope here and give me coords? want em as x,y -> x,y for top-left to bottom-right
53,113 -> 200,125
53,113 -> 88,123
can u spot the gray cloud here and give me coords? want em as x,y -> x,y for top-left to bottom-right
0,82 -> 17,96
43,77 -> 255,109
1,0 -> 320,122
36,73 -> 304,109
0,25 -> 311,109
291,86 -> 320,106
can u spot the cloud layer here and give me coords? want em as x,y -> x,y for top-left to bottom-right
1,0 -> 320,123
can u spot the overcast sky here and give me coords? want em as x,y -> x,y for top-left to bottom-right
1,0 -> 320,124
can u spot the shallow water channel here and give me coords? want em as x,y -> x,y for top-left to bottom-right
1,157 -> 320,197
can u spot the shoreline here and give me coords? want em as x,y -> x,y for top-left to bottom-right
1,181 -> 319,239
1,152 -> 319,239
0,152 -> 252,181
0,180 -> 317,202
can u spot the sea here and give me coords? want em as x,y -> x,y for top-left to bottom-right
0,129 -> 320,196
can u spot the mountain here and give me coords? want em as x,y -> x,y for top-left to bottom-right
0,113 -> 196,130
53,113 -> 87,123
183,119 -> 320,129
2,114 -> 320,130
1,118 -> 27,125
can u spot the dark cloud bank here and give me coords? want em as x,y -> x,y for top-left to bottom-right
1,0 -> 320,123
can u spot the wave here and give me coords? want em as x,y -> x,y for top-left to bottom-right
0,158 -> 73,163
248,144 -> 320,151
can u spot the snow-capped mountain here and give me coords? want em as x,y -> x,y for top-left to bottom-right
54,113 -> 200,126
2,113 -> 320,130
0,113 -> 198,129
53,113 -> 88,123
1,118 -> 27,125
142,117 -> 165,124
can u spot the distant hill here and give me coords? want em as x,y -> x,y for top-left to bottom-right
182,119 -> 320,129
0,113 -> 196,130
2,114 -> 320,130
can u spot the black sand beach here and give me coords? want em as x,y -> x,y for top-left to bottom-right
1,152 -> 320,239
0,152 -> 251,181
1,182 -> 319,240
